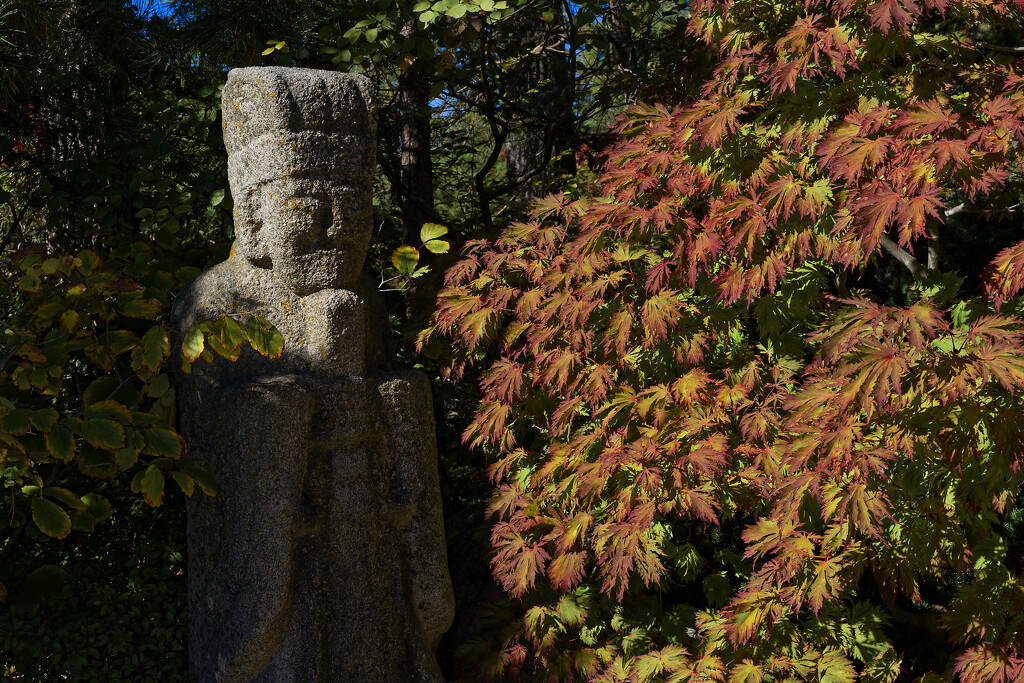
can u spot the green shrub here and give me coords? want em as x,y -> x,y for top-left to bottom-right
0,479 -> 190,681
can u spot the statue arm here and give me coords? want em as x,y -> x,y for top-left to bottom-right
181,377 -> 314,680
375,372 -> 455,650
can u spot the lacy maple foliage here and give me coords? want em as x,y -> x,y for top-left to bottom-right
424,1 -> 1024,681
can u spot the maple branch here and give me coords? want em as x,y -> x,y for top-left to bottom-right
975,42 -> 1024,53
926,220 -> 940,272
834,270 -> 850,298
973,202 -> 1022,216
878,235 -> 927,280
943,202 -> 968,218
942,201 -> 1021,218
872,569 -> 945,642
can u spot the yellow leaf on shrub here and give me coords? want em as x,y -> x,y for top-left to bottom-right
31,497 -> 71,539
140,464 -> 165,506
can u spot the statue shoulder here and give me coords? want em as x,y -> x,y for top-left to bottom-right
171,256 -> 260,333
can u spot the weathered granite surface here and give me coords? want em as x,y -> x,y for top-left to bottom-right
172,67 -> 454,682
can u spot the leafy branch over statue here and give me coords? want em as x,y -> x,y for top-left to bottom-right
0,242 -> 283,605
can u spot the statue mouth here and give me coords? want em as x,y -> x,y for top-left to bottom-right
274,245 -> 368,294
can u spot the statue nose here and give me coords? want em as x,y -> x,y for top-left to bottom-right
288,202 -> 333,247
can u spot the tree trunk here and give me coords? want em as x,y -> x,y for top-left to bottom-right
607,0 -> 636,84
501,6 -> 575,205
397,26 -> 436,322
398,66 -> 434,239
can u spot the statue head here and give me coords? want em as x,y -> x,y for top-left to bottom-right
221,68 -> 377,294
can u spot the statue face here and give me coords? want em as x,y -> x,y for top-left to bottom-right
234,177 -> 372,294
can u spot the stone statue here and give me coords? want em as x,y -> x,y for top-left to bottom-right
172,67 -> 454,682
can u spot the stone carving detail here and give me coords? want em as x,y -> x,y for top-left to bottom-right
172,67 -> 454,682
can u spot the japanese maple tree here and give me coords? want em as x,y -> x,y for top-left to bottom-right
424,0 -> 1024,681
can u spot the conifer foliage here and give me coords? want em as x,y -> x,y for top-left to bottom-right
424,1 -> 1024,680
